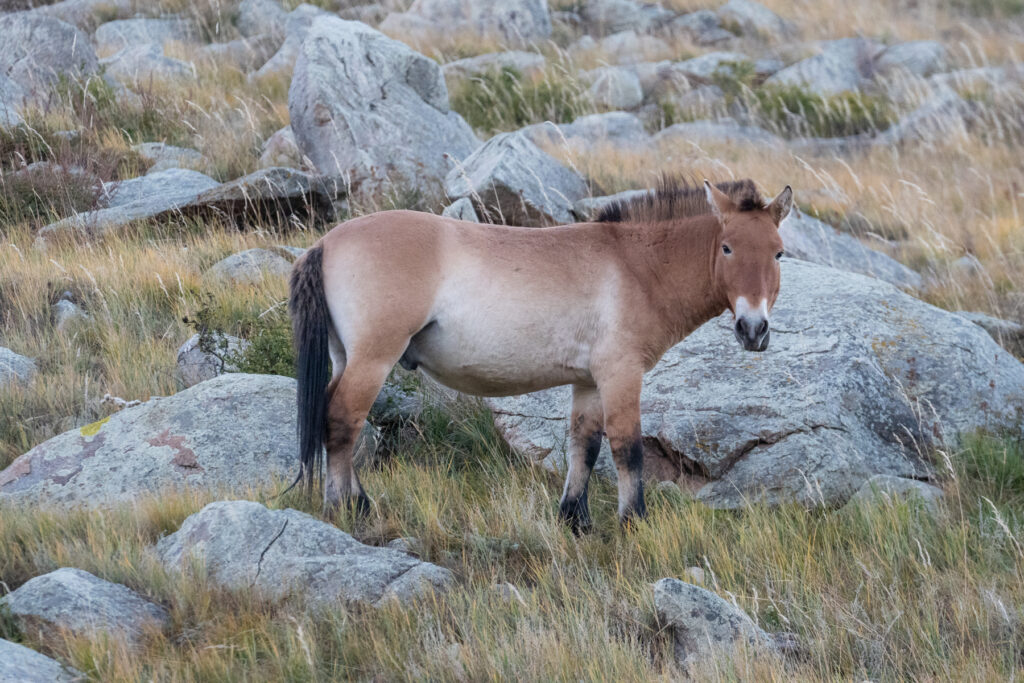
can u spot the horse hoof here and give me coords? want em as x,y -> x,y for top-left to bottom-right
558,499 -> 593,535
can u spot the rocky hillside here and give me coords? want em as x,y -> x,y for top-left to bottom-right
1,0 -> 1024,680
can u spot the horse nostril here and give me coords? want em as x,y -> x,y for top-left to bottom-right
735,319 -> 747,337
755,319 -> 768,338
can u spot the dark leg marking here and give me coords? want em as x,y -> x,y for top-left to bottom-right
559,429 -> 603,534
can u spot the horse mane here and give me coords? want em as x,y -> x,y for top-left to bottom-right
595,177 -> 766,224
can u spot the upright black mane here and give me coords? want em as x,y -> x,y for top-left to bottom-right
595,178 -> 766,223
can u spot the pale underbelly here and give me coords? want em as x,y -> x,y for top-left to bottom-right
402,320 -> 594,397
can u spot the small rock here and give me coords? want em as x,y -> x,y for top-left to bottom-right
53,298 -> 88,332
0,638 -> 82,682
237,0 -> 287,38
199,34 -> 280,73
597,29 -> 672,65
204,248 -> 293,285
654,119 -> 784,147
764,38 -> 882,96
0,347 -> 36,386
442,197 -> 480,222
670,10 -> 734,45
443,51 -> 546,79
845,474 -> 944,512
2,568 -> 169,648
259,126 -> 308,170
133,142 -> 210,174
524,111 -> 649,151
588,66 -> 644,110
654,577 -> 777,671
955,311 -> 1024,355
444,131 -> 588,226
100,44 -> 194,84
717,0 -> 791,38
684,566 -> 705,585
157,500 -> 454,608
580,0 -> 675,34
876,41 -> 946,78
380,0 -> 552,47
93,17 -> 195,52
0,14 -> 98,110
175,333 -> 248,388
674,51 -> 752,81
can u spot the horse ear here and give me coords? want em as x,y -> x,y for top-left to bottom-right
704,180 -> 736,223
767,185 -> 793,225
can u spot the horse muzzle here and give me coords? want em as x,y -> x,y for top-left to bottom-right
735,316 -> 770,352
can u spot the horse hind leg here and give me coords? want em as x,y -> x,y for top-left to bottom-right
323,339 -> 407,517
558,384 -> 604,534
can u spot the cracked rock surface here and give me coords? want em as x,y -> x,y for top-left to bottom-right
486,260 -> 1024,508
0,374 -> 300,508
0,638 -> 81,682
156,500 -> 454,608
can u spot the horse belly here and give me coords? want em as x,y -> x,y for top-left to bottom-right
407,309 -> 594,397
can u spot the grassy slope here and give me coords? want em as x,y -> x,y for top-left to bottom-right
1,0 -> 1023,679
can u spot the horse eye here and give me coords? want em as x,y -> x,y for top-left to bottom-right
775,251 -> 784,260
722,244 -> 732,255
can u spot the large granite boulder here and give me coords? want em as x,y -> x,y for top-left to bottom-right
779,209 -> 922,289
157,500 -> 454,608
0,374 -> 301,508
444,131 -> 587,226
765,38 -> 882,96
2,568 -> 169,648
289,16 -> 478,200
486,260 -> 1024,508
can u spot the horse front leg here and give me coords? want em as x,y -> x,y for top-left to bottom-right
558,383 -> 604,534
597,370 -> 646,526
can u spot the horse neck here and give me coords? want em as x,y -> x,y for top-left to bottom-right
616,216 -> 728,350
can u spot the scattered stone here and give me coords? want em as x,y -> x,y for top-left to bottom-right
0,347 -> 36,386
251,4 -> 330,79
442,197 -> 480,222
0,638 -> 81,683
684,566 -> 705,585
524,111 -> 649,151
669,10 -> 735,45
485,260 -> 1024,509
597,29 -> 672,65
443,51 -> 547,80
0,14 -> 98,109
580,0 -> 675,34
25,0 -> 132,31
259,126 -> 308,171
0,374 -> 304,508
53,298 -> 88,332
876,91 -> 974,146
183,167 -> 336,223
93,17 -> 195,53
200,34 -> 280,73
339,3 -> 388,24
237,0 -> 287,38
876,40 -> 946,78
717,0 -> 791,38
289,16 -> 478,199
654,578 -> 777,671
2,568 -> 169,648
654,119 -> 784,147
674,51 -> 752,81
845,474 -> 944,513
779,209 -> 923,289
588,66 -> 644,110
381,0 -> 552,47
764,38 -> 882,96
101,44 -> 194,84
175,333 -> 248,388
157,500 -> 454,608
444,131 -> 588,227
204,248 -> 293,285
656,84 -> 728,120
133,142 -> 210,175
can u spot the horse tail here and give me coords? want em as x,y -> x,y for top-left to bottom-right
289,243 -> 330,494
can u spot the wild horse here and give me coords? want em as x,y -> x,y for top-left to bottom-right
289,179 -> 792,531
